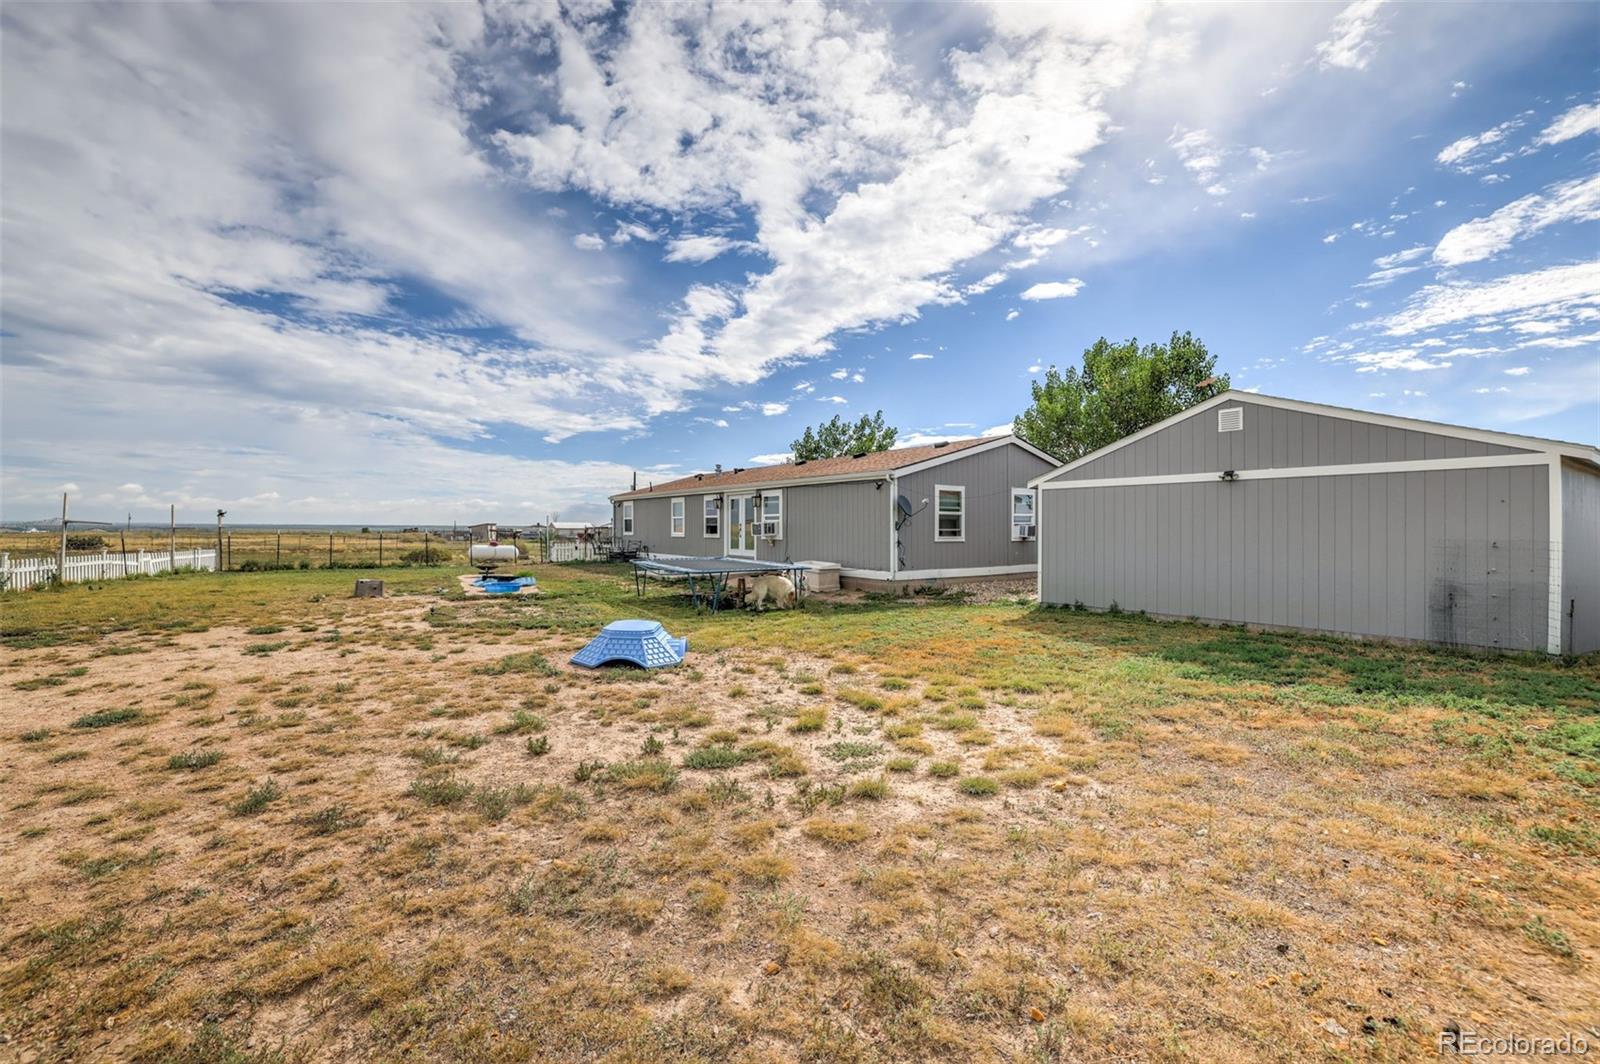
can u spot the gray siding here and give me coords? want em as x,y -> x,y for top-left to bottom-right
1039,464 -> 1553,652
614,492 -> 719,551
1562,462 -> 1600,655
1046,397 -> 1537,483
897,444 -> 1058,572
755,480 -> 888,571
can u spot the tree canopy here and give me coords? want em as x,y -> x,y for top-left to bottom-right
790,410 -> 899,462
1012,332 -> 1228,463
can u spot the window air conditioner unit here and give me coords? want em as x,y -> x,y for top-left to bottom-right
1013,522 -> 1036,541
761,522 -> 780,537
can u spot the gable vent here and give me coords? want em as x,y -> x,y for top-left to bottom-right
1217,407 -> 1244,433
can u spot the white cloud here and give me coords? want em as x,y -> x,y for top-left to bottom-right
573,232 -> 606,251
611,221 -> 659,245
1433,174 -> 1600,266
1381,262 -> 1600,335
1021,279 -> 1085,300
748,452 -> 792,466
1436,117 -> 1524,170
909,352 -> 933,360
1534,100 -> 1600,147
760,402 -> 789,417
1504,366 -> 1531,376
1239,211 -> 1257,220
817,395 -> 848,404
663,234 -> 749,264
1322,233 -> 1340,244
981,424 -> 1013,438
1314,0 -> 1389,71
1005,309 -> 1020,321
829,368 -> 848,380
1373,245 -> 1430,269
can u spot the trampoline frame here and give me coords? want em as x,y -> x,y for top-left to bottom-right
631,556 -> 809,613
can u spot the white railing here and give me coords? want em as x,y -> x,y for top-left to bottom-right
1,548 -> 218,591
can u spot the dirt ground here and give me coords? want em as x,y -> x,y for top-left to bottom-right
1,564 -> 1596,1062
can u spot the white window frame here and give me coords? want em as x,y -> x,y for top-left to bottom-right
934,484 -> 965,543
1010,487 -> 1036,541
758,489 -> 783,540
669,497 -> 686,537
703,496 -> 719,538
621,501 -> 634,537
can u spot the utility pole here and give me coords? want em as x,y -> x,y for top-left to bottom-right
58,492 -> 68,585
216,510 -> 226,573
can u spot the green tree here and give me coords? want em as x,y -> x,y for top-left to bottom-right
1013,332 -> 1228,462
790,410 -> 899,462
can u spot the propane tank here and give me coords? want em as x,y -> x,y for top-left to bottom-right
469,542 -> 520,570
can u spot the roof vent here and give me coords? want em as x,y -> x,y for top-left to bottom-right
794,458 -> 807,466
695,474 -> 703,480
1218,407 -> 1244,433
933,440 -> 950,448
851,451 -> 868,459
733,467 -> 745,474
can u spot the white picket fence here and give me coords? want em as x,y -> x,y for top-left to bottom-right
1,548 -> 218,591
546,541 -> 604,563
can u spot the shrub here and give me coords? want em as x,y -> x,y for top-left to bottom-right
526,735 -> 550,757
399,548 -> 455,565
66,534 -> 107,551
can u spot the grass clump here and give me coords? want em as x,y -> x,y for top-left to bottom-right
847,776 -> 889,800
71,708 -> 141,730
927,761 -> 960,778
957,776 -> 998,797
167,750 -> 224,771
606,759 -> 679,792
495,709 -> 548,735
790,708 -> 827,733
802,818 -> 871,846
475,651 -> 557,676
682,744 -> 751,770
230,779 -> 282,816
299,804 -> 365,835
407,773 -> 473,807
526,735 -> 551,757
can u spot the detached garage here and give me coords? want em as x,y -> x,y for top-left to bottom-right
1031,392 -> 1600,655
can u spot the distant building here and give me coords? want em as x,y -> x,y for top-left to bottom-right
468,522 -> 497,543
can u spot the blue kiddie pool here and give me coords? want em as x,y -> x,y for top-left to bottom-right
571,619 -> 687,669
474,575 -> 536,595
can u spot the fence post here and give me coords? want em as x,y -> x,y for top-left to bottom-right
378,532 -> 383,567
328,532 -> 334,568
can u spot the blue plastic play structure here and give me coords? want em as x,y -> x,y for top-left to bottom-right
473,575 -> 535,595
571,619 -> 688,669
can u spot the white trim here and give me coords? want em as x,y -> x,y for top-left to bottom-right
841,563 -> 1037,581
1027,390 -> 1598,488
1549,455 -> 1564,655
893,434 -> 1058,477
621,501 -> 634,537
725,493 -> 756,558
702,495 -> 720,538
759,488 -> 784,540
934,484 -> 965,542
669,496 -> 686,537
1038,452 -> 1548,490
1217,406 -> 1243,433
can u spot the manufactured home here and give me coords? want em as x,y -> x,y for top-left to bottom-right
1030,391 -> 1600,655
611,436 -> 1058,590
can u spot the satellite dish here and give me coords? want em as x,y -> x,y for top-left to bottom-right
896,494 -> 913,518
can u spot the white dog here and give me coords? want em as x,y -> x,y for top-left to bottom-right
748,574 -> 797,610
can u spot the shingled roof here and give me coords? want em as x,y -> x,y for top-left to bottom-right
611,436 -> 1002,501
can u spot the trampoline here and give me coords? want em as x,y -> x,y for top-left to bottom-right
631,556 -> 809,612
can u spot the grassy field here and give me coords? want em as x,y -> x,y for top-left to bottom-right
2,564 -> 1596,1061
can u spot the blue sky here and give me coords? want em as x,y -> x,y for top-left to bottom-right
2,1 -> 1596,524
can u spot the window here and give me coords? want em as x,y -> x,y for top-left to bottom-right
1218,407 -> 1243,433
621,501 -> 634,536
703,496 -> 719,538
758,489 -> 783,539
1010,488 -> 1036,541
670,497 -> 686,537
935,485 -> 964,542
